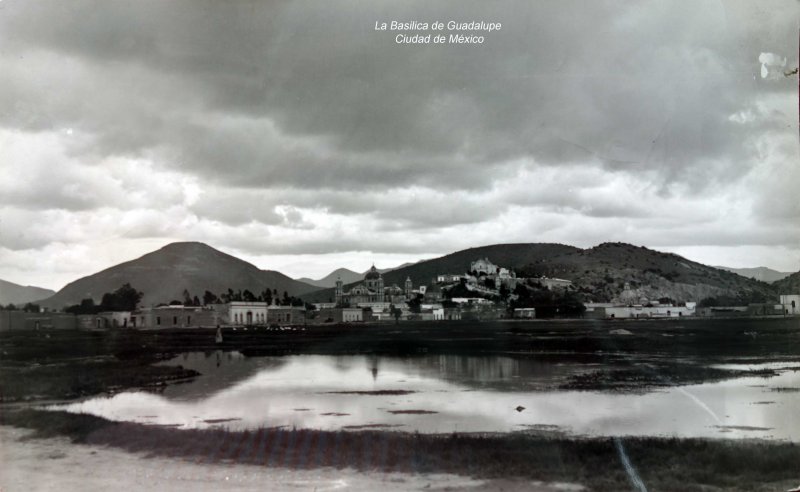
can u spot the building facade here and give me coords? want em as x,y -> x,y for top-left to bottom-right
780,295 -> 800,315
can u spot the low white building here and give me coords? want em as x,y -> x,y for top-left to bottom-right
780,295 -> 800,315
450,297 -> 493,305
536,277 -> 573,289
603,304 -> 696,319
513,308 -> 536,319
435,274 -> 462,284
227,302 -> 268,325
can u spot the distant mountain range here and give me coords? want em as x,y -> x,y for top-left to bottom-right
713,266 -> 793,283
296,263 -> 416,288
0,279 -> 55,306
304,242 -> 787,304
37,242 -> 320,309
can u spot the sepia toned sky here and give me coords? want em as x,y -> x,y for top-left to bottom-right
0,0 -> 798,290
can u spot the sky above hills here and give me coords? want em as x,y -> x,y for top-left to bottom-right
1,0 -> 798,290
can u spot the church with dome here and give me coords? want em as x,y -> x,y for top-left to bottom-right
335,265 -> 413,306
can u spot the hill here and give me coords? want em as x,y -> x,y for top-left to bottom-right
297,263 -> 420,288
38,242 -> 320,309
524,242 -> 777,303
713,266 -> 793,283
304,243 -> 581,302
773,271 -> 800,294
304,242 -> 778,304
0,279 -> 55,306
297,268 -> 363,288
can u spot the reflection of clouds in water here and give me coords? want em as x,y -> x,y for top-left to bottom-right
50,356 -> 800,441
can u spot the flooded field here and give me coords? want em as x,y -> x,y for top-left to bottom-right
51,351 -> 800,440
6,319 -> 800,491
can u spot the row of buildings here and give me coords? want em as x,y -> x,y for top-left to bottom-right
2,257 -> 798,329
584,295 -> 800,319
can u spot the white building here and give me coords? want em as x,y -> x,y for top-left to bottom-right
537,277 -> 573,289
435,274 -> 462,284
602,304 -> 696,319
780,295 -> 800,315
470,258 -> 500,275
228,301 -> 268,325
450,297 -> 493,305
513,308 -> 536,319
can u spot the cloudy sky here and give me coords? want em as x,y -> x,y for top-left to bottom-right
1,0 -> 798,291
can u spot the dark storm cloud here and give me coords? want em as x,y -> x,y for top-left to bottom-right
2,0 -> 795,195
0,0 -> 798,284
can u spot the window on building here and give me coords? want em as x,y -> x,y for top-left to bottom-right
173,316 -> 177,325
156,317 -> 161,326
187,316 -> 191,325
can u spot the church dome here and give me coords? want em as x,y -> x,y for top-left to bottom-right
365,265 -> 381,280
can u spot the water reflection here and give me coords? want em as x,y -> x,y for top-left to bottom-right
51,353 -> 800,441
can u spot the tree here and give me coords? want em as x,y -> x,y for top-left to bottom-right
22,303 -> 41,313
499,283 -> 510,300
65,298 -> 101,315
183,289 -> 193,306
408,294 -> 423,314
100,283 -> 143,311
203,290 -> 219,305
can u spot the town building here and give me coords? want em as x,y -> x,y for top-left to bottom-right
335,266 -> 417,307
513,308 -> 536,319
267,306 -> 306,325
585,302 -> 697,319
0,311 -> 77,331
317,307 -> 364,323
336,266 -> 384,305
136,306 -> 220,329
227,302 -> 268,325
435,274 -> 462,285
780,294 -> 800,315
536,277 -> 573,290
469,258 -> 500,275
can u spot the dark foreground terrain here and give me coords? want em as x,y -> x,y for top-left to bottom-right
2,317 -> 800,491
4,408 -> 800,492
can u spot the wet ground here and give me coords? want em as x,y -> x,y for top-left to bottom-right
3,317 -> 800,491
1,426 -> 585,492
50,352 -> 800,440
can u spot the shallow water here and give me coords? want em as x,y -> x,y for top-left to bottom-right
51,352 -> 800,440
